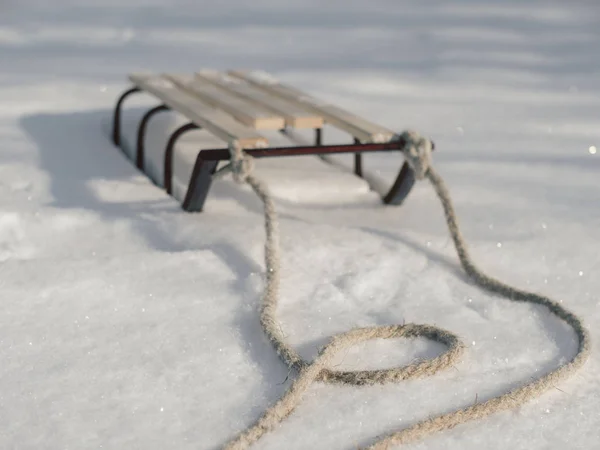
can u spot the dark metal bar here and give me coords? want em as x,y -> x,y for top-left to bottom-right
135,104 -> 170,169
382,161 -> 416,205
196,140 -> 411,161
315,128 -> 322,146
180,138 -> 431,212
181,157 -> 219,212
164,123 -> 200,195
112,86 -> 141,146
353,137 -> 363,177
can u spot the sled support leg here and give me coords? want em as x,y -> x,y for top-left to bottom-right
382,161 -> 416,205
354,138 -> 363,177
112,86 -> 141,146
182,156 -> 219,212
164,122 -> 200,195
135,104 -> 170,169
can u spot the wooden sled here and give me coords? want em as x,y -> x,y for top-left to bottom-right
111,70 -> 434,212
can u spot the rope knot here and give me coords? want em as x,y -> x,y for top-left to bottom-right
229,141 -> 254,183
395,130 -> 432,180
214,140 -> 255,183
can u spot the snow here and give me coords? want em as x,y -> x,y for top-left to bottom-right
1,1 -> 599,449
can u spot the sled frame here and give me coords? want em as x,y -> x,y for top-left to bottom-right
111,71 -> 434,212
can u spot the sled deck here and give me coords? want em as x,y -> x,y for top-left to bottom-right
111,70 -> 433,212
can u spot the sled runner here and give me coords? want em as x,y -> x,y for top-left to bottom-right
111,70 -> 433,212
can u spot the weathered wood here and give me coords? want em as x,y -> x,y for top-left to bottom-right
166,73 -> 285,130
228,70 -> 395,143
129,73 -> 268,148
195,71 -> 324,129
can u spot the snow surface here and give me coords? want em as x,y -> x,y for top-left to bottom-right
1,1 -> 600,449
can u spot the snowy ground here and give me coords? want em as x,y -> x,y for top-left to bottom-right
1,1 -> 599,449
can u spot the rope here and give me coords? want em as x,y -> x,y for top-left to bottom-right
219,134 -> 590,450
396,130 -> 432,180
213,141 -> 255,183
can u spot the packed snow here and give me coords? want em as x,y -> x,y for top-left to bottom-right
0,1 -> 599,449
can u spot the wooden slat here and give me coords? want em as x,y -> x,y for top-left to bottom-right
195,70 -> 324,129
165,73 -> 285,130
129,73 -> 268,148
228,70 -> 395,143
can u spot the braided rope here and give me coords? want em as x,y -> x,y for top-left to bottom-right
213,141 -> 255,183
220,134 -> 590,449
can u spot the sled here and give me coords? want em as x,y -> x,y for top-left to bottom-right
111,70 -> 434,212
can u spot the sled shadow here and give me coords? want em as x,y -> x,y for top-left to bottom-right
19,108 -> 195,252
18,104 -> 297,392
